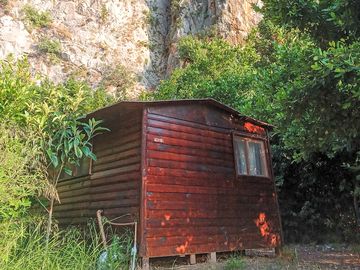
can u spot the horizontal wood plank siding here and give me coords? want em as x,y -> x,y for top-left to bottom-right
54,109 -> 142,226
144,106 -> 280,257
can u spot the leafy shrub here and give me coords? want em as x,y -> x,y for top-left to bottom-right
147,36 -> 258,106
0,125 -> 44,219
0,57 -> 115,222
22,5 -> 52,28
0,57 -> 112,127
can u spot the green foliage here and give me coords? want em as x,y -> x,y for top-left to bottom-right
0,218 -> 134,269
0,219 -> 121,270
350,243 -> 360,253
22,5 -> 52,28
97,232 -> 134,270
150,23 -> 360,159
0,52 -> 125,270
224,254 -> 246,270
247,31 -> 360,159
258,0 -> 360,44
45,118 -> 106,196
0,57 -> 35,123
0,126 -> 44,219
149,36 -> 259,107
151,1 -> 360,160
38,38 -> 62,57
276,152 -> 358,243
0,57 -> 114,219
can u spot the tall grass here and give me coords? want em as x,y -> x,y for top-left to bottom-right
0,218 -> 133,270
224,253 -> 246,270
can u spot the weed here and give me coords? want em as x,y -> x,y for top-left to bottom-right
0,0 -> 11,14
100,4 -> 109,23
0,0 -> 8,7
97,229 -> 134,270
22,5 -> 52,28
0,219 -> 99,269
170,0 -> 181,15
38,38 -> 61,56
224,254 -> 246,270
100,64 -> 135,100
54,24 -> 72,39
0,218 -> 134,270
350,244 -> 360,253
143,10 -> 156,26
137,40 -> 150,48
280,246 -> 298,263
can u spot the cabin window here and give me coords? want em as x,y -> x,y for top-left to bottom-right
233,136 -> 268,177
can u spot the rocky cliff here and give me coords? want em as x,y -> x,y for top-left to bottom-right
0,0 -> 261,97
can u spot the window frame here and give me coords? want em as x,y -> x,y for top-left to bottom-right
232,132 -> 269,178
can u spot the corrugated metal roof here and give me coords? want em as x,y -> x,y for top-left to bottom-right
87,98 -> 273,129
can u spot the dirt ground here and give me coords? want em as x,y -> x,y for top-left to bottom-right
149,245 -> 360,270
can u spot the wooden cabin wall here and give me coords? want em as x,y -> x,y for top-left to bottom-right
141,104 -> 281,258
54,108 -> 142,226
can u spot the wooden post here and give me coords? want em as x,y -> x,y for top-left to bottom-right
142,257 -> 149,270
190,254 -> 196,265
275,246 -> 281,256
207,252 -> 216,263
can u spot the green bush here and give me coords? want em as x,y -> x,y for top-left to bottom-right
22,5 -> 52,28
224,254 -> 246,270
147,36 -> 258,106
38,38 -> 62,56
0,125 -> 44,219
0,57 -> 115,221
0,56 -> 128,269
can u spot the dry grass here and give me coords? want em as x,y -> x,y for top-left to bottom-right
53,24 -> 72,39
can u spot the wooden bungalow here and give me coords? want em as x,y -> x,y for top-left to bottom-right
54,99 -> 282,268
